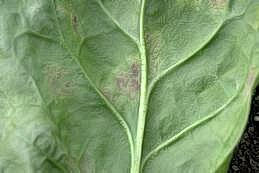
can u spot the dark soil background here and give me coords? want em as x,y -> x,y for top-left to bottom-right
229,86 -> 259,173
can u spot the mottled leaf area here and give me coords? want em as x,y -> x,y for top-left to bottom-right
0,0 -> 259,173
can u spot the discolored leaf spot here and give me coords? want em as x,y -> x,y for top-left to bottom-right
188,75 -> 217,94
102,87 -> 116,102
130,63 -> 140,78
129,79 -> 140,92
71,15 -> 78,33
116,62 -> 140,99
116,74 -> 128,91
43,64 -> 75,99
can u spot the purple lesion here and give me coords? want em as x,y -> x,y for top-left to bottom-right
115,62 -> 140,99
116,74 -> 129,91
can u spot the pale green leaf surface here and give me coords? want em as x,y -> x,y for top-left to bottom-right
0,0 -> 259,173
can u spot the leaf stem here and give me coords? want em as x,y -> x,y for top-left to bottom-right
132,0 -> 147,172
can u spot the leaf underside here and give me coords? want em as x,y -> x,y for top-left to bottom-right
0,0 -> 259,173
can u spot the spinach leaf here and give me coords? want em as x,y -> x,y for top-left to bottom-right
0,0 -> 258,172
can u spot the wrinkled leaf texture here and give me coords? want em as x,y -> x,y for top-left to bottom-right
0,0 -> 259,172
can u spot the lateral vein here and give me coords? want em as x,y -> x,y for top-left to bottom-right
142,9 -> 252,169
147,21 -> 224,98
96,0 -> 139,46
142,82 -> 246,168
51,0 -> 135,167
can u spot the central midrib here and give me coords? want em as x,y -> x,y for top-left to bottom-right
133,0 -> 148,172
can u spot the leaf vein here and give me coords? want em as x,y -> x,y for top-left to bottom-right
142,93 -> 237,168
51,0 -> 135,166
96,0 -> 139,45
147,21 -> 225,98
142,75 -> 249,168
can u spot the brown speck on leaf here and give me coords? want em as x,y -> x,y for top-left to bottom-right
130,63 -> 140,77
64,81 -> 73,88
71,15 -> 78,33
